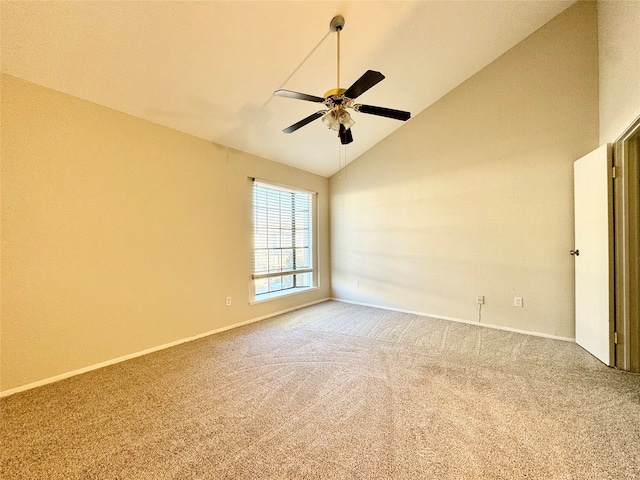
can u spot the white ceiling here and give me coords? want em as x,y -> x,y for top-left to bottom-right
1,1 -> 575,177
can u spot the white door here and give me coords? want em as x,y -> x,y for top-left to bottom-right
573,144 -> 612,365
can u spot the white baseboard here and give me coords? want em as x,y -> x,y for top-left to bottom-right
0,298 -> 330,398
331,297 -> 575,343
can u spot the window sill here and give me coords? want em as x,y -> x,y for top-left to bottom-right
249,286 -> 320,305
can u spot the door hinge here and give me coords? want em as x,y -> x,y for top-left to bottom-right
612,166 -> 616,178
614,332 -> 618,344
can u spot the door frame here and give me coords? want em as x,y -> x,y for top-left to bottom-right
613,115 -> 640,372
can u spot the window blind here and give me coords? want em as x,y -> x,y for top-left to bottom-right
252,180 -> 314,297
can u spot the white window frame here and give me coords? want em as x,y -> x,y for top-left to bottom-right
250,179 -> 318,303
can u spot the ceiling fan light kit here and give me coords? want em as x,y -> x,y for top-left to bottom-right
273,15 -> 410,146
322,109 -> 355,132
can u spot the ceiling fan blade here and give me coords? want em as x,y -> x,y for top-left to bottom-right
283,111 -> 326,134
274,89 -> 325,103
339,124 -> 354,145
356,104 -> 411,121
343,70 -> 385,99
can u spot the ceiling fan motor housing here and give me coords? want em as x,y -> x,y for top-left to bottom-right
324,88 -> 349,110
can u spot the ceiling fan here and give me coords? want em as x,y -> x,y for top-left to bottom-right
273,15 -> 411,145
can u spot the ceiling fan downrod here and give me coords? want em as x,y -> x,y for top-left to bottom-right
330,15 -> 345,90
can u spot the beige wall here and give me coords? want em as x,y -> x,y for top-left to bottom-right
598,0 -> 640,143
0,74 -> 330,393
329,1 -> 599,339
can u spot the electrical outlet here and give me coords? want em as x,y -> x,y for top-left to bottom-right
514,297 -> 523,307
225,296 -> 232,307
476,295 -> 485,305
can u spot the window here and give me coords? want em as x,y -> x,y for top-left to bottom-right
252,179 -> 317,301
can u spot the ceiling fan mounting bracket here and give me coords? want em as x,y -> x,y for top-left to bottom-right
330,15 -> 345,32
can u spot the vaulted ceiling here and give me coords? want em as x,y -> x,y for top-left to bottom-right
1,1 -> 575,177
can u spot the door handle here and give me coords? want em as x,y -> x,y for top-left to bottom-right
570,249 -> 580,256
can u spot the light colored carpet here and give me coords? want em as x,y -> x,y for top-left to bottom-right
1,300 -> 639,479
